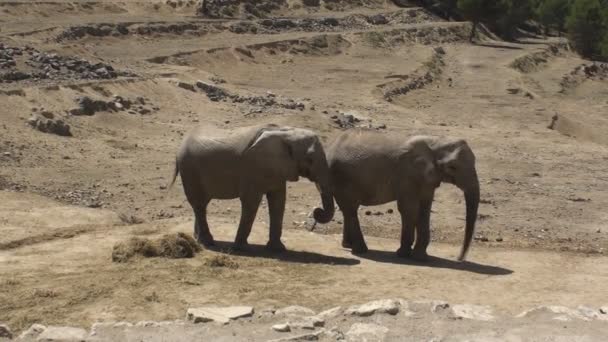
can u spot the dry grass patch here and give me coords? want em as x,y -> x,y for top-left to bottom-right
111,232 -> 201,262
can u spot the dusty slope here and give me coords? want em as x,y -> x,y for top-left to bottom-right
1,0 -> 608,337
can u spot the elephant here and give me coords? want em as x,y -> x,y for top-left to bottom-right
313,130 -> 441,260
407,135 -> 480,261
314,131 -> 480,262
169,123 -> 335,252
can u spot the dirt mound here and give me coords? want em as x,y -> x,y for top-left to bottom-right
0,43 -> 137,88
510,43 -> 568,73
111,232 -> 201,262
376,46 -> 445,101
199,0 -> 389,18
353,22 -> 473,47
560,62 -> 608,93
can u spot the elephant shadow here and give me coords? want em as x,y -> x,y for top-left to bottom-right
358,250 -> 513,275
207,240 -> 361,266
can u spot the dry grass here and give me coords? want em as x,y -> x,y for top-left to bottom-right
111,232 -> 201,262
204,254 -> 240,269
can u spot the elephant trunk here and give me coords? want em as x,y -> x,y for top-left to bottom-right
458,172 -> 480,261
313,183 -> 335,224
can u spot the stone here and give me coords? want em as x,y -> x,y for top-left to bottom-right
290,316 -> 324,330
578,306 -> 608,321
345,323 -> 389,342
345,299 -> 400,316
186,306 -> 254,324
36,326 -> 88,341
272,323 -> 291,332
0,324 -> 12,339
315,306 -> 342,320
275,306 -> 316,317
451,304 -> 495,321
516,305 -> 589,321
177,82 -> 196,92
135,321 -> 160,327
600,306 -> 608,315
18,323 -> 46,340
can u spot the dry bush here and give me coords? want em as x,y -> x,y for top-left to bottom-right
112,232 -> 201,262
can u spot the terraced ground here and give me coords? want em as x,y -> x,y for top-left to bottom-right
1,0 -> 607,337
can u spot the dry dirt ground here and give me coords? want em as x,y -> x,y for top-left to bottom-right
1,0 -> 608,338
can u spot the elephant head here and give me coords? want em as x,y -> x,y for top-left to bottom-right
247,127 -> 335,224
408,136 -> 480,261
432,138 -> 479,261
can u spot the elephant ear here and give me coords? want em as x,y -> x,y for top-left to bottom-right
244,130 -> 299,181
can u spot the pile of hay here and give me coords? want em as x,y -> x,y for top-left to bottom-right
112,232 -> 201,262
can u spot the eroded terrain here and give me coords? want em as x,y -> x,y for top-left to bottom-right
1,0 -> 607,338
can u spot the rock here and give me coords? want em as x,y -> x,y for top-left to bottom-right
600,306 -> 608,314
70,96 -> 108,116
275,306 -> 316,317
177,81 -> 196,92
516,305 -> 589,321
0,324 -> 12,339
315,306 -> 342,320
345,323 -> 389,342
323,327 -> 345,340
186,306 -> 254,324
345,299 -> 400,316
28,115 -> 72,137
139,108 -> 151,115
19,324 -> 47,340
36,326 -> 88,341
135,321 -> 160,327
577,306 -> 608,321
451,304 -> 495,321
290,316 -> 325,330
368,14 -> 388,25
272,323 -> 291,332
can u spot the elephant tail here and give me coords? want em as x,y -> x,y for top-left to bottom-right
168,157 -> 179,189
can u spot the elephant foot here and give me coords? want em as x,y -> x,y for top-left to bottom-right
351,242 -> 369,255
411,249 -> 429,262
232,240 -> 252,252
396,246 -> 412,258
195,232 -> 215,247
266,240 -> 287,253
341,239 -> 353,249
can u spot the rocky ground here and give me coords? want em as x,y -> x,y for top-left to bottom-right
4,299 -> 608,341
1,0 -> 607,340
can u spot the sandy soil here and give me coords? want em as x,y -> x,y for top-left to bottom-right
1,0 -> 607,335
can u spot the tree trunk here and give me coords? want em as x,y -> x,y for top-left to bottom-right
469,21 -> 478,43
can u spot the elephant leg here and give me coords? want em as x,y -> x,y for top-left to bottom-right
342,205 -> 367,254
233,190 -> 263,251
193,199 -> 214,247
397,199 -> 419,259
266,184 -> 287,252
412,199 -> 432,261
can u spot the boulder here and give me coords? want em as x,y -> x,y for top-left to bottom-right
18,323 -> 47,340
186,306 -> 254,324
345,299 -> 400,316
271,323 -> 291,332
0,324 -> 12,339
451,304 -> 495,321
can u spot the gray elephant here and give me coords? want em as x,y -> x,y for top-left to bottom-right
408,135 -> 480,261
313,130 -> 441,260
169,124 -> 334,251
315,131 -> 480,261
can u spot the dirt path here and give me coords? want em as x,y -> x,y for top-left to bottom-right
1,190 -> 607,333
